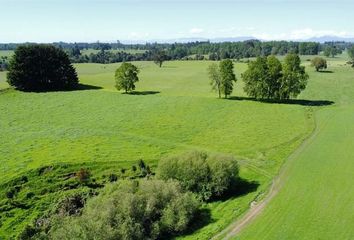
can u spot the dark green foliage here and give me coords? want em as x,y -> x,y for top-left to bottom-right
242,56 -> 270,99
152,49 -> 168,67
219,59 -> 237,98
6,188 -> 16,199
0,56 -> 8,71
114,62 -> 139,93
108,173 -> 118,182
311,57 -> 328,71
242,54 -> 308,100
157,151 -> 239,201
323,46 -> 342,58
50,180 -> 200,240
7,44 -> 78,91
137,159 -> 146,170
131,165 -> 137,172
281,54 -> 309,99
348,46 -> 354,65
18,224 -> 37,240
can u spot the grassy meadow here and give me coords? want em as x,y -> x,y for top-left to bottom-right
0,55 -> 352,239
236,57 -> 354,239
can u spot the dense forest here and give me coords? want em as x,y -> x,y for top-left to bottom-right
0,40 -> 352,65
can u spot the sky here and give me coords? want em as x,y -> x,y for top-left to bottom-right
1,0 -> 354,43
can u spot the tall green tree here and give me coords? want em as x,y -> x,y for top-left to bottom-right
219,59 -> 236,98
280,54 -> 309,99
207,63 -> 222,98
242,54 -> 307,100
266,55 -> 282,99
7,44 -> 78,91
115,62 -> 139,93
242,56 -> 269,99
153,49 -> 168,67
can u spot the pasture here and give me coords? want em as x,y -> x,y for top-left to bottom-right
0,56 -> 352,239
235,57 -> 354,239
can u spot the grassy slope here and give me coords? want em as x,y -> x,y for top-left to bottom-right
0,60 -> 314,238
237,58 -> 354,239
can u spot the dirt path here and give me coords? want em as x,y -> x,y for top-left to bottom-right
212,107 -> 334,240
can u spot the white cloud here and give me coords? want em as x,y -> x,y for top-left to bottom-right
189,28 -> 204,34
253,28 -> 353,40
128,32 -> 150,39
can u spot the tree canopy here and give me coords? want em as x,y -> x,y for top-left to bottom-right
157,151 -> 239,201
7,44 -> 78,91
152,49 -> 168,67
242,54 -> 308,100
51,180 -> 199,240
208,63 -> 222,98
219,59 -> 237,98
114,62 -> 140,93
280,54 -> 309,99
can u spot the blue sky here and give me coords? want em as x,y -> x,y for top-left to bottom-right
1,0 -> 354,43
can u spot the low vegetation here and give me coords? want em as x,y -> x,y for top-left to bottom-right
157,151 -> 239,201
50,180 -> 200,240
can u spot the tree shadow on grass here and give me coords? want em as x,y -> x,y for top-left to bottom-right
75,83 -> 103,91
209,178 -> 260,202
318,70 -> 334,73
17,83 -> 102,92
126,91 -> 160,95
227,96 -> 334,106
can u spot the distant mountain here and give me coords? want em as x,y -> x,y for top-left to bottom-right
210,37 -> 257,43
305,35 -> 354,43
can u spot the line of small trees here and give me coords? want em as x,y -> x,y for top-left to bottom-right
242,54 -> 309,100
208,59 -> 237,98
208,54 -> 309,100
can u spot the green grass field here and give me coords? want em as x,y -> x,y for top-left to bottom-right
0,56 -> 352,239
234,57 -> 354,239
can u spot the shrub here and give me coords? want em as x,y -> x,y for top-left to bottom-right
6,188 -> 16,199
108,173 -> 118,182
7,44 -> 78,91
157,151 -> 239,201
56,194 -> 86,217
50,180 -> 199,240
75,168 -> 90,183
311,57 -> 327,71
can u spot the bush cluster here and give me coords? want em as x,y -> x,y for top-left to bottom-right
50,180 -> 199,240
157,151 -> 239,201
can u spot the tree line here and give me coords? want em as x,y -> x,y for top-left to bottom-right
208,54 -> 309,100
2,41 -> 352,65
